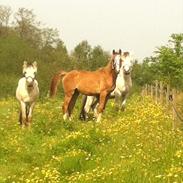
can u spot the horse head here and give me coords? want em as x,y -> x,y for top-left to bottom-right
111,49 -> 122,74
23,61 -> 37,87
121,52 -> 133,75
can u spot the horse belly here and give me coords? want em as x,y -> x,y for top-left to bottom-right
77,78 -> 100,95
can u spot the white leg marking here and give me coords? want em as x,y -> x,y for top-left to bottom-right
63,113 -> 69,121
84,96 -> 94,113
96,113 -> 102,123
94,104 -> 99,118
20,101 -> 26,123
122,99 -> 126,107
28,102 -> 35,121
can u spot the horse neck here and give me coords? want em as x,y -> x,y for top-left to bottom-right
125,74 -> 132,86
119,70 -> 132,86
104,60 -> 116,76
23,78 -> 36,90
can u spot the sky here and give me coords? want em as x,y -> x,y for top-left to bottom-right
1,0 -> 183,61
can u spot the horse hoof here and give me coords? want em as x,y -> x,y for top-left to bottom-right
79,114 -> 85,121
121,106 -> 125,111
63,113 -> 69,121
96,113 -> 102,123
79,114 -> 89,121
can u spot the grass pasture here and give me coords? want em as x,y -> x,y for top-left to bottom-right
0,95 -> 183,183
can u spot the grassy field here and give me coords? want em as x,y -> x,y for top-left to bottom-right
0,95 -> 183,183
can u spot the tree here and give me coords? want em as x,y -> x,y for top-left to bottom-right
14,8 -> 42,47
41,27 -> 60,48
0,5 -> 12,35
72,40 -> 92,69
139,33 -> 183,89
90,45 -> 109,70
169,33 -> 183,57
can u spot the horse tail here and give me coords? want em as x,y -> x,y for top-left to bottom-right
50,70 -> 67,97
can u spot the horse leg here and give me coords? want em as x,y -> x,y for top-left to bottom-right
25,103 -> 29,124
79,95 -> 87,120
83,96 -> 96,120
91,95 -> 99,110
115,92 -> 121,109
27,102 -> 36,126
20,101 -> 26,126
19,109 -> 22,126
91,96 -> 99,119
121,94 -> 127,111
96,91 -> 108,122
63,92 -> 73,120
68,90 -> 79,120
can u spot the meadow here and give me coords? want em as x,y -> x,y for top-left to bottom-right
0,95 -> 183,183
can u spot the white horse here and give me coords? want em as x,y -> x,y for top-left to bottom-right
16,61 -> 39,127
80,52 -> 133,120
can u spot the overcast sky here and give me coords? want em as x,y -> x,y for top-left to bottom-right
1,0 -> 183,60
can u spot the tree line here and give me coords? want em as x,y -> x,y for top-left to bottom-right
0,5 -> 182,98
0,6 -> 109,97
132,33 -> 183,90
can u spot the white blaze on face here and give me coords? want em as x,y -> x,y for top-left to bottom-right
23,66 -> 37,85
114,54 -> 121,72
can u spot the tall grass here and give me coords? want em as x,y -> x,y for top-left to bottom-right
0,95 -> 183,183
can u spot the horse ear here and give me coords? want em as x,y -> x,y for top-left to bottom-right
119,49 -> 122,55
33,61 -> 37,68
112,49 -> 115,55
23,61 -> 27,68
22,61 -> 27,74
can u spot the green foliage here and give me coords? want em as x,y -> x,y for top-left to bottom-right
133,33 -> 183,90
71,41 -> 109,70
72,40 -> 92,69
89,45 -> 109,70
0,6 -> 109,98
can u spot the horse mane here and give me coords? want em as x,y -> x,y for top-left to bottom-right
50,70 -> 67,97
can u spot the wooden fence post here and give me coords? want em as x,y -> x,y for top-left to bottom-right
145,84 -> 148,96
141,86 -> 144,97
159,81 -> 163,104
166,84 -> 170,106
150,85 -> 153,98
155,80 -> 158,104
172,89 -> 176,130
141,86 -> 145,97
143,81 -> 183,130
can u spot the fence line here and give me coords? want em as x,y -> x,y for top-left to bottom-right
141,81 -> 183,129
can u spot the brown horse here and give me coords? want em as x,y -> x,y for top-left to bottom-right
50,49 -> 122,122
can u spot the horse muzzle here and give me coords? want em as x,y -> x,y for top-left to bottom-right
26,76 -> 35,87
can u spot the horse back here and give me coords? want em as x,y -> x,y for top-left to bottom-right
62,69 -> 114,95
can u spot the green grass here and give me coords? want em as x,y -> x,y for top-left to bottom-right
0,95 -> 183,183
